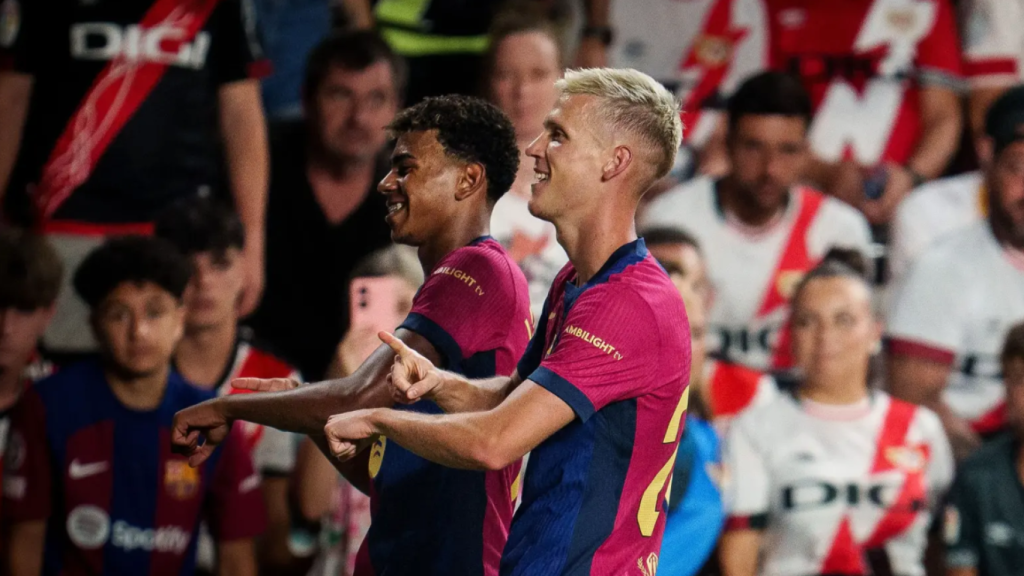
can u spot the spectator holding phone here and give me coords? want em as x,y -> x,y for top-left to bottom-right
483,16 -> 568,318
294,245 -> 423,576
248,31 -> 400,380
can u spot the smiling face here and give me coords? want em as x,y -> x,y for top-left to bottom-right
525,94 -> 609,223
377,130 -> 464,245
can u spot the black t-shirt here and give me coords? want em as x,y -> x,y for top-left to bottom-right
247,120 -> 393,380
945,434 -> 1024,576
0,0 -> 266,225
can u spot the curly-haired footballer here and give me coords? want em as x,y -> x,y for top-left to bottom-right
171,96 -> 532,576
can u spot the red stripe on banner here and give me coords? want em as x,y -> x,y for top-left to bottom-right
41,220 -> 155,237
886,338 -> 956,366
964,59 -> 1019,78
677,0 -> 748,139
33,0 -> 221,223
761,188 -> 825,369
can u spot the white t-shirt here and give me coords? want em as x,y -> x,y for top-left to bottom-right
888,171 -> 985,287
962,0 -> 1024,88
724,392 -> 954,576
490,191 -> 568,320
642,177 -> 873,370
608,0 -> 768,147
887,222 -> 1024,432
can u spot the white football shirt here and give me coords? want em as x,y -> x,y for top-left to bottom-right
887,222 -> 1024,432
888,171 -> 985,287
724,392 -> 953,576
962,0 -> 1024,88
642,177 -> 873,370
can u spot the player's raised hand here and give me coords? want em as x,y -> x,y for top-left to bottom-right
379,331 -> 445,404
171,399 -> 232,467
231,377 -> 299,393
324,410 -> 378,461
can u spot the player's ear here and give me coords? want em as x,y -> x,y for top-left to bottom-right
455,162 -> 487,202
602,145 -> 633,182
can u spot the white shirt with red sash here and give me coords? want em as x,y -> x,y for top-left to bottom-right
887,222 -> 1024,435
723,391 -> 953,576
642,177 -> 873,370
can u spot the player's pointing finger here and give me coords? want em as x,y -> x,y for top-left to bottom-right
379,331 -> 413,359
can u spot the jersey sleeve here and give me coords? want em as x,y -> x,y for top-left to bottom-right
205,425 -> 267,542
400,247 -> 519,370
888,197 -> 931,287
0,0 -> 39,73
885,249 -> 960,365
721,415 -> 770,530
208,0 -> 271,84
525,285 -> 663,421
2,388 -> 51,522
943,470 -> 981,570
915,0 -> 963,87
961,0 -> 1024,88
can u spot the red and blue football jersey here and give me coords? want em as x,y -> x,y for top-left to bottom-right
355,236 -> 532,576
505,238 -> 691,575
2,359 -> 266,575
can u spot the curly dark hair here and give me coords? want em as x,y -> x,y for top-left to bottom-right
0,227 -> 63,310
156,196 -> 245,259
388,95 -> 520,202
74,236 -> 193,307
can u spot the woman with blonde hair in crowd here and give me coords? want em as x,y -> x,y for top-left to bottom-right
719,249 -> 953,576
483,15 -> 568,318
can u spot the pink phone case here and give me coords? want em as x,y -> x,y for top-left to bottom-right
349,276 -> 404,334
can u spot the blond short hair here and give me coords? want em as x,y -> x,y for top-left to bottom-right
556,68 -> 682,180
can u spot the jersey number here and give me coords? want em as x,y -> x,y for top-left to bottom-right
637,388 -> 689,537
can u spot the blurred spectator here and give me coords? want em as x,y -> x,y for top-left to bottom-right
644,227 -> 778,434
887,86 -> 1024,460
768,0 -> 964,224
719,249 -> 953,576
0,228 -> 61,520
888,87 -> 1024,287
2,236 -> 265,575
961,0 -> 1024,137
0,0 -> 270,354
945,321 -> 1024,576
344,0 -> 501,104
483,16 -> 569,319
295,245 -> 422,576
254,0 -> 332,119
642,72 -> 872,372
608,0 -> 769,179
247,31 -> 398,380
155,198 -> 302,573
647,230 -> 723,576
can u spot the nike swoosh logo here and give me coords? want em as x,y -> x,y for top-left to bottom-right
69,460 -> 108,480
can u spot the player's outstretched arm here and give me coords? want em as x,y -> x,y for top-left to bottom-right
171,328 -> 442,466
323,380 -> 575,471
380,331 -> 519,413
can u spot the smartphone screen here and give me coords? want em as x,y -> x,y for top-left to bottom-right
349,276 -> 405,335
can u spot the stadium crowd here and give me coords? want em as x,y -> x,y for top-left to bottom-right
2,0 -> 1024,574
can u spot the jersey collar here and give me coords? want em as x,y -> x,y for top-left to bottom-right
564,238 -> 648,308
